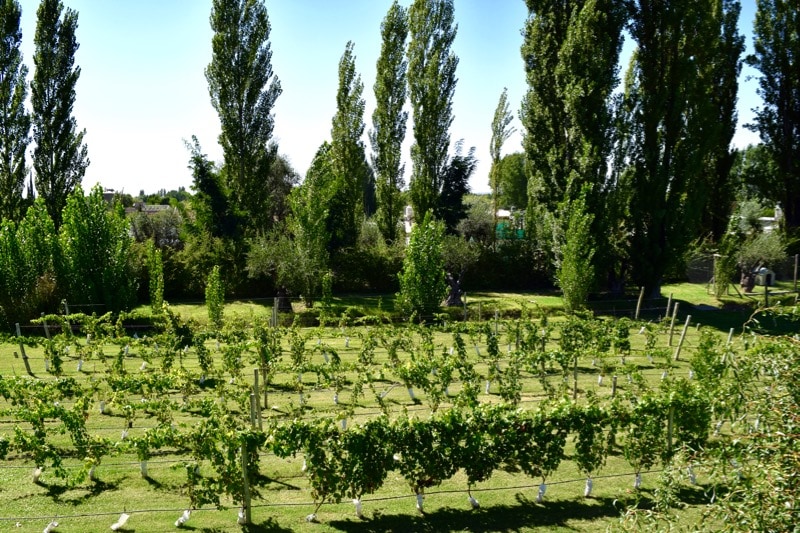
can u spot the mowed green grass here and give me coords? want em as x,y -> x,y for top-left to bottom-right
0,289 -> 771,532
140,280 -> 797,329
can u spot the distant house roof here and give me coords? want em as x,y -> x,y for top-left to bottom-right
125,202 -> 175,216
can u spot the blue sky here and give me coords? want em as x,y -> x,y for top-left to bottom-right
18,0 -> 761,196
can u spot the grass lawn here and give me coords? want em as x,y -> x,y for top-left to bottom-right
138,281 -> 797,335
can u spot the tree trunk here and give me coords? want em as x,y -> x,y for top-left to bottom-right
607,268 -> 626,297
443,272 -> 463,307
740,271 -> 756,293
276,287 -> 293,313
644,279 -> 662,301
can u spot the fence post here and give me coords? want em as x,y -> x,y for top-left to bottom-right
665,293 -> 673,320
674,315 -> 692,361
611,375 -> 618,397
635,287 -> 645,320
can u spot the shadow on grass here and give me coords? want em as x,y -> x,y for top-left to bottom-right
687,305 -> 751,332
254,472 -> 302,492
675,484 -> 716,506
142,473 -> 186,494
327,495 -> 621,532
677,298 -> 798,335
40,477 -> 121,505
594,292 -> 793,335
191,517 -> 295,533
245,517 -> 298,533
617,483 -> 715,512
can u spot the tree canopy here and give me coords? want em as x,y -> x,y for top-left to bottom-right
371,0 -> 409,243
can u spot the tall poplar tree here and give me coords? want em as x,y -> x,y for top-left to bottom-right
0,0 -> 30,223
520,0 -> 623,298
495,152 -> 528,210
697,0 -> 744,242
489,87 -> 515,245
407,0 -> 458,220
31,0 -> 88,230
747,0 -> 800,231
329,41 -> 369,251
520,0 -> 624,204
618,0 -> 726,296
206,0 -> 282,234
370,0 -> 408,243
521,0 -> 574,218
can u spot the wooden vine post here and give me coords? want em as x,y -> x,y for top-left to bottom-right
41,313 -> 50,340
240,391 -> 257,526
634,287 -> 645,320
667,404 -> 674,454
240,443 -> 252,526
15,323 -> 34,376
573,355 -> 579,400
253,369 -> 263,431
62,299 -> 73,336
668,302 -> 680,346
673,315 -> 692,361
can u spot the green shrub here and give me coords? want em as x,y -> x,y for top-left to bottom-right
59,185 -> 136,312
147,240 -> 164,313
556,193 -> 595,314
397,213 -> 447,320
205,265 -> 224,329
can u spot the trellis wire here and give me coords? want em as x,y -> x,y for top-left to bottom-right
0,468 -> 669,524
